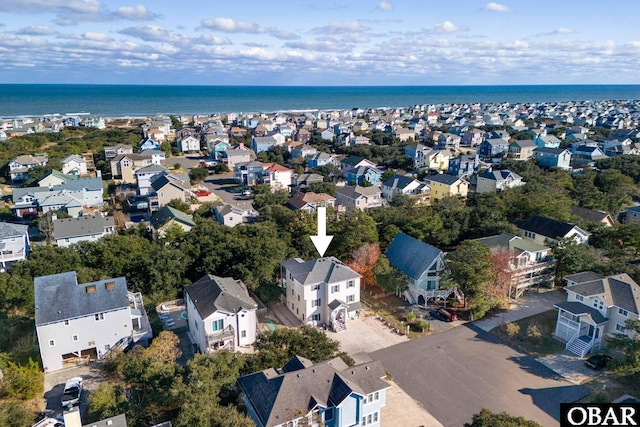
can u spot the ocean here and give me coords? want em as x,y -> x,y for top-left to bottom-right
1,84 -> 640,118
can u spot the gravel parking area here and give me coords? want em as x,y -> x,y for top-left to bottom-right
43,363 -> 105,422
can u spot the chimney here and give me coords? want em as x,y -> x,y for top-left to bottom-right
63,407 -> 82,427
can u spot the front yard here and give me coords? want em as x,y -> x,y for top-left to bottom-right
491,309 -> 565,357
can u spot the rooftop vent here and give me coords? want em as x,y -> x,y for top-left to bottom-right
86,285 -> 97,294
105,281 -> 116,291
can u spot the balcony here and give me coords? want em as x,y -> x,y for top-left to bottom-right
206,325 -> 235,352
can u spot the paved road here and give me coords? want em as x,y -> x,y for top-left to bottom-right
474,289 -> 566,332
370,324 -> 588,427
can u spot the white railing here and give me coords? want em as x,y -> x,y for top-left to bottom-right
565,327 -> 581,351
558,315 -> 580,330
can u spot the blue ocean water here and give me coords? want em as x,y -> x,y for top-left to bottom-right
1,84 -> 640,118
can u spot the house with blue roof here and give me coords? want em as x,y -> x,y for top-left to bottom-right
139,138 -> 161,151
386,233 -> 461,306
345,166 -> 382,186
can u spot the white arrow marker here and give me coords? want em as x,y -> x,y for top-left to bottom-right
310,206 -> 333,257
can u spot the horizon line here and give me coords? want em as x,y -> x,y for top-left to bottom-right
3,83 -> 640,88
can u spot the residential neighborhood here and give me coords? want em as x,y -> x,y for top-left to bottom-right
2,99 -> 640,427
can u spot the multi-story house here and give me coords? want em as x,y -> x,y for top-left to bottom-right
307,152 -> 337,168
0,222 -> 30,271
507,140 -> 538,161
424,174 -> 469,202
177,135 -> 201,153
288,192 -> 336,212
9,154 -> 48,182
207,139 -> 230,161
61,154 -> 88,176
280,257 -> 361,331
478,138 -> 509,159
110,153 -> 155,183
475,233 -> 556,299
514,214 -> 590,245
238,355 -> 390,427
263,162 -> 293,192
340,156 -> 377,177
533,147 -> 572,170
135,164 -> 169,196
447,154 -> 479,178
335,186 -> 383,212
150,205 -> 196,239
34,271 -> 152,372
625,206 -> 640,224
53,215 -> 115,247
184,275 -> 258,353
386,232 -> 460,306
148,174 -> 192,212
475,169 -> 525,193
381,175 -> 430,205
103,144 -> 133,161
345,166 -> 383,187
234,161 -> 266,187
554,272 -> 640,356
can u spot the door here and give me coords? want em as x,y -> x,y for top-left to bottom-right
588,325 -> 595,338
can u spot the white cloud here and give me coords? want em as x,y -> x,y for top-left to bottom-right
482,2 -> 510,12
0,0 -> 103,14
377,1 -> 393,10
114,5 -> 161,21
193,34 -> 232,46
284,40 -> 349,53
269,30 -> 301,41
243,42 -> 268,48
16,25 -> 58,36
82,32 -> 110,42
201,17 -> 267,34
119,25 -> 189,44
311,21 -> 368,35
434,21 -> 468,34
554,27 -> 576,34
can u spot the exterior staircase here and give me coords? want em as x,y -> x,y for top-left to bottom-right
567,335 -> 592,357
333,319 -> 346,332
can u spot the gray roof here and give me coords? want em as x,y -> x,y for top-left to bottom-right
280,257 -> 361,286
150,174 -> 189,192
570,206 -> 612,223
478,169 -> 522,182
386,233 -> 442,281
58,177 -> 103,192
564,271 -> 604,284
150,206 -> 195,230
514,215 -> 588,240
565,273 -> 640,315
335,185 -> 381,199
135,164 -> 168,175
554,301 -> 608,324
61,154 -> 86,164
0,222 -> 29,240
382,175 -> 417,190
475,233 -> 549,254
34,272 -> 130,326
82,413 -> 127,427
53,215 -> 114,239
185,275 -> 257,318
425,174 -> 462,186
511,139 -> 537,148
237,357 -> 389,427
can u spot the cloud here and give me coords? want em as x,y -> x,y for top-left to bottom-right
114,5 -> 161,21
377,1 -> 393,10
243,42 -> 268,48
0,0 -> 103,14
119,25 -> 189,44
434,20 -> 468,34
269,30 -> 301,40
529,27 -> 577,38
311,21 -> 368,35
193,34 -> 232,46
16,25 -> 58,36
482,2 -> 510,12
201,17 -> 267,34
284,40 -> 349,53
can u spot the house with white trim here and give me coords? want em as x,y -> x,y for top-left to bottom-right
0,222 -> 30,271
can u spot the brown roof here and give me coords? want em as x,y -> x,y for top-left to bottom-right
263,162 -> 292,173
288,192 -> 335,209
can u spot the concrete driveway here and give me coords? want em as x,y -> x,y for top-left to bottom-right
43,363 -> 105,421
326,317 -> 406,364
537,351 -> 599,385
370,324 -> 588,427
474,289 -> 566,332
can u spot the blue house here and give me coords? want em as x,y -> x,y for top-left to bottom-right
447,153 -> 479,177
139,138 -> 160,151
534,135 -> 561,149
234,161 -> 265,186
346,166 -> 382,186
478,138 -> 509,159
307,152 -> 336,168
533,147 -> 572,170
252,136 -> 278,153
238,355 -> 390,427
208,140 -> 229,160
386,232 -> 460,306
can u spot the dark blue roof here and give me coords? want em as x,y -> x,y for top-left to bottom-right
385,233 -> 442,280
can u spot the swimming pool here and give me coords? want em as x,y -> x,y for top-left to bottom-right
181,311 -> 188,320
265,320 -> 276,331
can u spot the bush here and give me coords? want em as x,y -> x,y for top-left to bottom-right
589,391 -> 609,403
406,312 -> 416,323
527,324 -> 542,343
506,322 -> 521,337
415,319 -> 430,332
1,358 -> 43,400
254,282 -> 283,303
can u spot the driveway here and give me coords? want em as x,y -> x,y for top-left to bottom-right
203,173 -> 256,211
370,324 -> 588,427
474,289 -> 566,332
382,380 -> 443,427
537,351 -> 598,385
43,363 -> 105,421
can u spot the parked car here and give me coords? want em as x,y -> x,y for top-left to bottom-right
435,307 -> 458,322
585,354 -> 612,370
61,377 -> 83,408
242,190 -> 253,196
193,189 -> 211,197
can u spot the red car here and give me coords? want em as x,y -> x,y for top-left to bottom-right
435,307 -> 458,322
193,190 -> 211,197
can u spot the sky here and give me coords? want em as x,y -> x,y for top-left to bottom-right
0,0 -> 639,85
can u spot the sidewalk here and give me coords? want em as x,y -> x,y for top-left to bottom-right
474,289 -> 565,332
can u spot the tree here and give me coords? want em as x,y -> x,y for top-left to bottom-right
1,358 -> 43,400
167,198 -> 192,214
0,400 -> 34,427
87,383 -> 128,423
373,255 -> 408,293
189,167 -> 209,184
551,239 -> 604,281
213,163 -> 230,174
465,409 -> 542,427
380,169 -> 396,183
347,243 -> 381,288
305,182 -> 338,196
489,248 -> 515,300
608,318 -> 640,375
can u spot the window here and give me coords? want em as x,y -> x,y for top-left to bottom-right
212,319 -> 224,331
298,295 -> 300,302
241,330 -> 246,338
64,320 -> 70,326
291,302 -> 294,310
105,281 -> 116,291
619,308 -> 629,317
312,298 -> 321,307
324,407 -> 334,421
362,413 -> 374,426
296,307 -> 299,314
194,321 -> 198,330
347,295 -> 355,303
616,324 -> 627,333
291,288 -> 294,296
72,335 -> 78,342
331,285 -> 340,293
374,412 -> 379,422
86,285 -> 97,294
312,314 -> 321,322
94,313 -> 104,321
347,280 -> 355,288
311,284 -> 320,291
49,339 -> 55,347
576,295 -> 584,302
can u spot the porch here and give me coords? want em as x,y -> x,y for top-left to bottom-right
329,300 -> 348,333
206,325 -> 235,352
404,286 -> 464,307
554,302 -> 607,357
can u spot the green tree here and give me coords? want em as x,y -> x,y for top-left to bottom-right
0,400 -> 34,427
609,318 -> 640,375
213,163 -> 230,174
551,239 -> 604,280
305,182 -> 338,196
189,167 -> 209,184
380,169 -> 396,183
373,255 -> 408,293
167,198 -> 192,214
465,409 -> 543,427
87,383 -> 128,423
1,358 -> 43,400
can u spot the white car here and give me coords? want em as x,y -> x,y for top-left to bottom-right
61,377 -> 83,408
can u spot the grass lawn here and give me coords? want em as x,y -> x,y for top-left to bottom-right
491,309 -> 565,357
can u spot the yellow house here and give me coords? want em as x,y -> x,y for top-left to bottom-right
424,149 -> 452,172
110,153 -> 154,183
424,174 -> 469,202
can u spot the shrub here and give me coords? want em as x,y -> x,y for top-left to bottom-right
406,312 -> 416,323
415,319 -> 431,333
506,322 -> 521,337
1,358 -> 43,400
527,324 -> 542,343
589,391 -> 609,403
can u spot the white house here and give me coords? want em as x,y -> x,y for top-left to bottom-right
514,215 -> 591,245
554,272 -> 640,357
9,154 -> 48,182
213,203 -> 252,227
135,164 -> 169,196
184,275 -> 258,353
262,162 -> 293,192
475,169 -> 526,193
177,135 -> 201,153
61,155 -> 88,176
34,272 -> 152,372
0,222 -> 30,271
381,175 -> 431,205
53,215 -> 115,247
280,257 -> 362,332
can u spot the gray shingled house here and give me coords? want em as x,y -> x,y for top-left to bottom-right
53,215 -> 115,247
